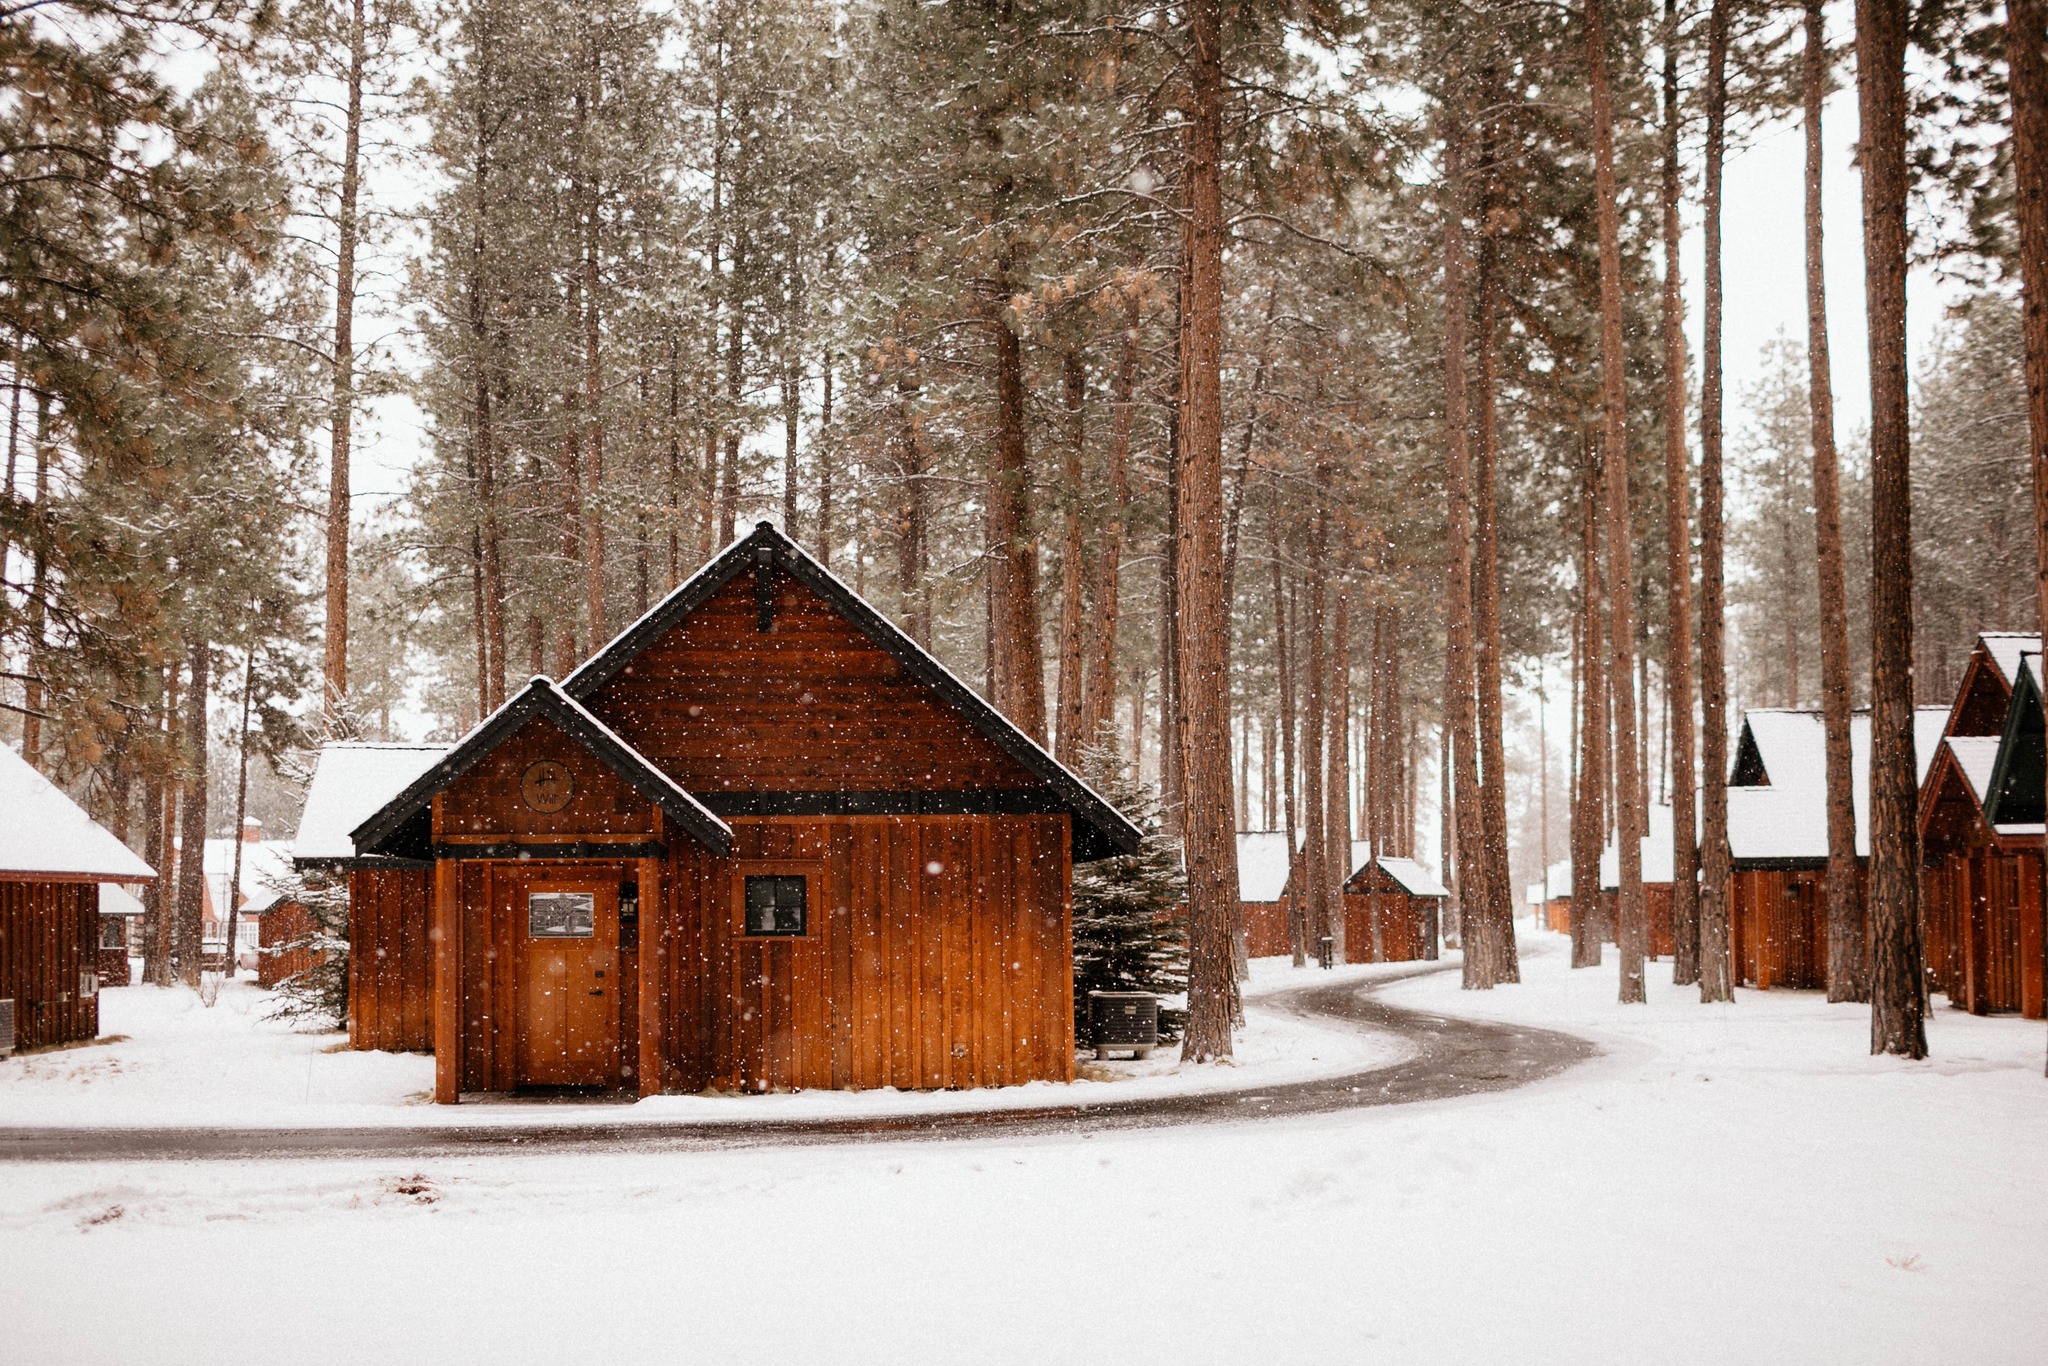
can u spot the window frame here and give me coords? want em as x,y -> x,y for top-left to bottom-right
729,861 -> 827,941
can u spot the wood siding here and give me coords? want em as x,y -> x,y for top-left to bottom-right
1924,848 -> 2044,1018
1341,892 -> 1438,963
1241,900 -> 1291,957
654,816 -> 1073,1093
257,901 -> 326,990
585,569 -> 1042,795
0,880 -> 98,1050
348,867 -> 433,1051
433,713 -> 659,848
1729,865 -> 1867,990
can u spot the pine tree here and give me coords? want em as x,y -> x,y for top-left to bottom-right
1072,746 -> 1190,1042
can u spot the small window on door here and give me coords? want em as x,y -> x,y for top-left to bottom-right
100,918 -> 125,950
528,892 -> 596,938
743,876 -> 807,936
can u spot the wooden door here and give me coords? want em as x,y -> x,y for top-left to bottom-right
515,877 -> 620,1087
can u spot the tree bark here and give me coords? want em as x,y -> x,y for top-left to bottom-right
580,36 -> 606,651
1572,435 -> 1608,970
322,0 -> 366,720
19,394 -> 48,767
1856,0 -> 1927,1057
1055,350 -> 1088,766
1304,497 -> 1330,955
1176,0 -> 1240,1059
819,351 -> 835,568
1080,296 -> 1137,751
1662,0 -> 1700,986
1440,130 -> 1491,988
1804,0 -> 1865,1004
1327,574 -> 1353,963
1472,234 -> 1519,984
1587,0 -> 1648,1004
2005,0 -> 2048,1076
1697,0 -> 1737,1003
174,641 -> 211,988
1274,550 -> 1305,966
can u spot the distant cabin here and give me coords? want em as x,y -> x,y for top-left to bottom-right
1235,831 -> 1293,957
1527,860 -> 1571,934
1273,838 -> 1443,964
0,745 -> 156,1051
1597,804 -> 1678,958
1919,638 -> 2045,1018
293,524 -> 1140,1102
1725,704 -> 1947,990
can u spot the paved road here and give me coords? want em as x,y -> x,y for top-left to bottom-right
0,962 -> 1595,1163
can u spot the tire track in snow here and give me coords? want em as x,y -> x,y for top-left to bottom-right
0,961 -> 1596,1163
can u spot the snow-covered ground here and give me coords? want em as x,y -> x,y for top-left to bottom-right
4,928 -> 2043,1365
0,958 -> 1407,1130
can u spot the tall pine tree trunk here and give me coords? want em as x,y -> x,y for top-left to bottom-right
1662,0 -> 1700,985
323,0 -> 366,719
1055,350 -> 1088,766
1572,437 -> 1608,969
1176,0 -> 1240,1057
1440,128 -> 1491,988
1304,501 -> 1330,955
1081,297 -> 1137,750
1856,0 -> 1927,1057
2004,0 -> 2048,1075
174,641 -> 211,988
1327,575 -> 1353,963
1473,235 -> 1519,983
1697,0 -> 1737,1003
580,40 -> 606,650
1804,0 -> 1865,1004
1274,550 -> 1306,966
1587,0 -> 1648,1003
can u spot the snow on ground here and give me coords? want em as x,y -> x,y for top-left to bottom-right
3,929 -> 2044,1366
0,957 -> 1407,1130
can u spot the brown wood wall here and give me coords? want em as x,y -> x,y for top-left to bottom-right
0,880 -> 99,1050
1242,900 -> 1291,957
348,867 -> 433,1051
258,902 -> 327,990
585,570 -> 1042,795
1923,849 -> 2044,1018
654,815 -> 1073,1093
1341,892 -> 1437,963
1729,866 -> 1868,991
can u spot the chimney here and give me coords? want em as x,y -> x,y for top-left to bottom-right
241,816 -> 263,845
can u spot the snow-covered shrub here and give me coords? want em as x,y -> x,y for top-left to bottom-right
1071,744 -> 1189,1042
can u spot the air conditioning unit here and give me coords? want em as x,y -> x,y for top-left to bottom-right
0,998 -> 14,1058
80,970 -> 98,1001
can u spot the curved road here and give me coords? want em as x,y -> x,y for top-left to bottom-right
0,962 -> 1595,1163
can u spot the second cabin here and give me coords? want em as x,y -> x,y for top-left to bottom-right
293,524 -> 1140,1102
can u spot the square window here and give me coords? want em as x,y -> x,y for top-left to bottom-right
744,876 -> 807,936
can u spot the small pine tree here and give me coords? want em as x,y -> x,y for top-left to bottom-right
1072,744 -> 1189,1041
261,866 -> 351,1028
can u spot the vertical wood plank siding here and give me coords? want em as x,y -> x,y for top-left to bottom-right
656,816 -> 1073,1093
256,902 -> 326,989
347,867 -> 433,1051
0,880 -> 99,1050
1924,848 -> 2045,1017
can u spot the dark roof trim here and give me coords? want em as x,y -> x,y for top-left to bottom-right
563,522 -> 1143,860
349,678 -> 732,859
292,855 -> 435,873
1984,655 -> 2043,827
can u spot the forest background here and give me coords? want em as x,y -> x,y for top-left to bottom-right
2,0 -> 2038,1016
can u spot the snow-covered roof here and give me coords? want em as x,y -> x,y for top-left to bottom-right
1375,856 -> 1450,898
1726,707 -> 1946,863
1600,804 -> 1677,888
292,743 -> 451,865
0,744 -> 156,881
203,836 -> 297,914
1236,831 -> 1292,902
99,883 -> 145,917
1979,632 -> 2040,688
1946,735 -> 2002,806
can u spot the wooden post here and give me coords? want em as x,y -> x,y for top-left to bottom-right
638,853 -> 664,1097
432,808 -> 462,1103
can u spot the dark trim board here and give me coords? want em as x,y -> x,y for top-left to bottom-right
561,523 -> 1142,862
292,856 -> 435,873
702,791 -> 1069,817
429,842 -> 667,861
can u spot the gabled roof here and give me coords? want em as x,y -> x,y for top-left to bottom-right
350,678 -> 732,860
562,522 -> 1141,861
1979,632 -> 2039,689
1374,856 -> 1451,899
1599,803 -> 1678,888
1727,706 -> 1948,864
293,743 -> 452,866
0,744 -> 156,882
1236,831 -> 1293,902
1946,735 -> 2001,807
1984,653 -> 2044,828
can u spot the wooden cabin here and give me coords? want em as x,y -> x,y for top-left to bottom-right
0,745 -> 156,1050
294,524 -> 1141,1102
1726,705 -> 1946,989
1341,853 -> 1445,963
1236,830 -> 1294,957
1919,642 -> 2045,1017
1599,804 -> 1677,958
96,883 -> 144,986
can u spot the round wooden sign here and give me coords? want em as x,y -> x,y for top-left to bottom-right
520,760 -> 574,813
